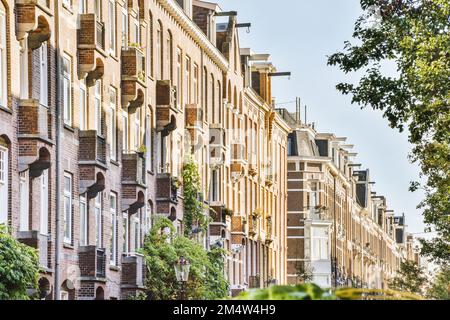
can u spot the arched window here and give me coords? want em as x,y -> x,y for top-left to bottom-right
156,21 -> 163,80
166,30 -> 173,83
216,80 -> 221,123
203,67 -> 208,121
148,11 -> 153,77
210,74 -> 214,123
0,4 -> 7,108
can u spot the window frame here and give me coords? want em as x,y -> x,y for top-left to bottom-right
109,86 -> 117,161
79,194 -> 88,246
63,173 -> 73,244
62,55 -> 72,126
110,192 -> 117,265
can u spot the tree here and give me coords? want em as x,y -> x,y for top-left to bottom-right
0,225 -> 40,300
142,217 -> 228,300
328,0 -> 450,265
427,266 -> 450,300
388,260 -> 427,296
182,157 -> 210,238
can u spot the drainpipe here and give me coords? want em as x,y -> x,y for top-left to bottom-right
54,0 -> 62,300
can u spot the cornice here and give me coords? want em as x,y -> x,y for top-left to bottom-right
156,0 -> 229,71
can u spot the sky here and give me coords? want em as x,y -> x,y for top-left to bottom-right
218,0 -> 427,235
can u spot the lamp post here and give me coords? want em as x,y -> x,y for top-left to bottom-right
174,256 -> 190,300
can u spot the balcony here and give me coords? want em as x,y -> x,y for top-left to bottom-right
156,174 -> 180,205
15,1 -> 51,48
248,275 -> 261,289
231,215 -> 246,234
122,152 -> 146,213
249,215 -> 259,237
231,142 -> 247,179
78,14 -> 105,84
18,99 -> 50,141
78,130 -> 107,198
121,47 -> 146,111
121,253 -> 146,289
185,104 -> 203,129
78,246 -> 106,281
156,81 -> 178,134
17,231 -> 50,270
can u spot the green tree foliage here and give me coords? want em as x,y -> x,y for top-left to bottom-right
0,225 -> 40,300
427,266 -> 450,300
142,217 -> 228,300
236,284 -> 337,300
388,260 -> 427,296
328,0 -> 450,265
182,157 -> 209,237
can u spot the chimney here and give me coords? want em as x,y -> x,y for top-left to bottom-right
193,1 -> 218,45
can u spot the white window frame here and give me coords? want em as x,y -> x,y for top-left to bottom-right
63,173 -> 72,244
40,169 -> 49,235
109,87 -> 117,160
156,23 -> 162,80
184,56 -> 191,105
108,0 -> 116,55
0,146 -> 7,225
95,192 -> 102,248
94,80 -> 102,135
176,49 -> 182,109
80,194 -> 87,246
63,55 -> 72,126
79,0 -> 87,14
134,111 -> 140,150
110,193 -> 117,265
122,213 -> 129,254
121,8 -> 128,48
19,171 -> 29,231
39,42 -> 48,106
79,79 -> 87,130
122,110 -> 129,152
134,216 -> 140,252
311,227 -> 329,261
0,9 -> 6,108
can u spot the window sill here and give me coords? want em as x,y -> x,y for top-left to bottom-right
63,243 -> 74,250
109,265 -> 120,272
0,105 -> 12,115
63,124 -> 75,132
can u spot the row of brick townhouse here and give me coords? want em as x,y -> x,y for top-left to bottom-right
0,0 -> 292,299
0,0 -> 416,300
277,108 -> 416,289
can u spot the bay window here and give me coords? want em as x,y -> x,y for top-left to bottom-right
311,227 -> 329,261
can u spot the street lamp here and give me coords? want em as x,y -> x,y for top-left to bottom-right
174,256 -> 190,300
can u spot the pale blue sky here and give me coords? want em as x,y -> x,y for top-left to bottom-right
219,0 -> 426,234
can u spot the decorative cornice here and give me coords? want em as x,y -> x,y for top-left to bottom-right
156,0 -> 229,71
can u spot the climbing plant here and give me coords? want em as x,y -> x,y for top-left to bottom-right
182,157 -> 210,238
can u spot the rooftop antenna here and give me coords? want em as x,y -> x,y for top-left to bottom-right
296,97 -> 301,123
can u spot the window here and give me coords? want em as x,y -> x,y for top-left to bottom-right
203,68 -> 208,120
0,146 -> 7,225
94,80 -> 102,134
110,193 -> 117,265
79,0 -> 87,14
19,171 -> 29,231
122,213 -> 129,253
133,19 -> 140,45
156,22 -> 162,80
39,42 -> 48,106
310,182 -> 318,215
121,8 -> 128,47
95,192 -> 102,248
62,0 -> 72,9
148,12 -> 153,77
134,216 -> 140,251
134,111 -> 140,150
63,55 -> 72,126
311,227 -> 329,260
193,64 -> 198,104
216,81 -> 221,123
63,173 -> 72,244
122,111 -> 129,151
94,0 -> 102,21
109,87 -> 117,160
80,195 -> 87,246
40,169 -> 49,235
145,113 -> 153,171
79,80 -> 87,130
108,0 -> 116,55
166,31 -> 173,82
210,74 -> 214,123
0,8 -> 6,108
184,57 -> 191,105
176,49 -> 182,109
211,169 -> 220,202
